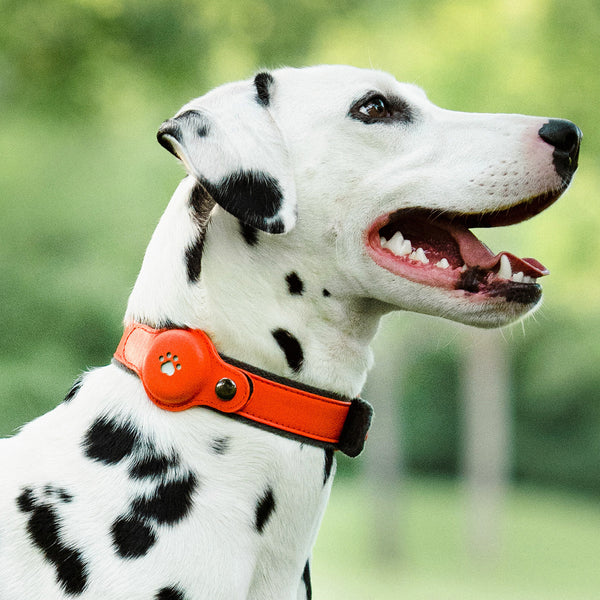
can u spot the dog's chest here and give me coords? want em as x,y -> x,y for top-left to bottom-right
0,366 -> 334,599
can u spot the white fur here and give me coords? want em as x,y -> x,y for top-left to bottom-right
0,65 -> 574,599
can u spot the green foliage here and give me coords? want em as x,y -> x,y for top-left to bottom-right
513,316 -> 600,493
0,0 -> 360,120
314,478 -> 600,599
401,344 -> 461,476
388,315 -> 600,494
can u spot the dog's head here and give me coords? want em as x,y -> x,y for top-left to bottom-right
157,65 -> 580,328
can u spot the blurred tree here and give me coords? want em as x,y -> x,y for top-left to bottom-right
0,0 -> 362,119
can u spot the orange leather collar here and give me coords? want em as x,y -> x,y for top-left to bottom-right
113,323 -> 372,457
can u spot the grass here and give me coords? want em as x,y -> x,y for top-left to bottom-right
312,477 -> 600,599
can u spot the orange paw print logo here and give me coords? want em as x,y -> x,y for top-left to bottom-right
159,352 -> 182,376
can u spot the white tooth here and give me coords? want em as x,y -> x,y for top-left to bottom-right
522,275 -> 534,284
512,271 -> 524,283
436,258 -> 450,269
385,231 -> 406,255
399,240 -> 412,255
415,247 -> 429,264
380,236 -> 387,248
497,255 -> 512,280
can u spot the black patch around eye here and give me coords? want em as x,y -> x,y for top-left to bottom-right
155,586 -> 187,600
132,473 -> 198,525
322,288 -> 331,297
286,272 -> 304,295
254,72 -> 274,106
200,170 -> 285,234
255,487 -> 276,534
63,377 -> 83,404
111,514 -> 157,559
271,329 -> 304,372
349,91 -> 413,125
17,488 -> 88,594
82,416 -> 140,466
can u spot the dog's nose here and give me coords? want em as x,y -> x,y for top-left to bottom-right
538,119 -> 582,177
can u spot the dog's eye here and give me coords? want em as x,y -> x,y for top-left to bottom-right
349,92 -> 413,124
359,96 -> 392,119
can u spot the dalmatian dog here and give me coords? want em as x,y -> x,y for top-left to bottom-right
0,65 -> 580,599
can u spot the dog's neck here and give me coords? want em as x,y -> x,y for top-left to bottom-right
125,177 -> 382,398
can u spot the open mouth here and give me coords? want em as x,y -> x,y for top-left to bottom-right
366,191 -> 562,305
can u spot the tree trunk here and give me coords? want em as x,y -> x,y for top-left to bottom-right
460,327 -> 511,560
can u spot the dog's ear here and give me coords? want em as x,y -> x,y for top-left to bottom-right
157,73 -> 297,234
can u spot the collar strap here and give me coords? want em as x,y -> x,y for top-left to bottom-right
113,323 -> 372,457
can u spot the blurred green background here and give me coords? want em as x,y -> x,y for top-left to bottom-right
1,0 -> 599,597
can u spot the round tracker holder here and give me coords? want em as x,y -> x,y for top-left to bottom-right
113,323 -> 373,457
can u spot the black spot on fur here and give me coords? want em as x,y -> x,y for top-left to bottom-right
210,437 -> 231,455
132,473 -> 197,526
240,221 -> 259,246
255,487 -> 276,534
155,586 -> 187,600
17,487 -> 88,594
323,448 -> 334,485
83,416 -> 140,466
189,182 -> 214,218
254,72 -> 274,106
60,489 -> 73,503
43,486 -> 73,503
302,561 -> 313,600
185,238 -> 205,283
199,171 -> 284,234
63,377 -> 83,404
322,288 -> 331,297
16,487 -> 36,513
186,183 -> 215,283
272,329 -> 304,372
129,450 -> 179,480
286,272 -> 304,295
111,514 -> 157,559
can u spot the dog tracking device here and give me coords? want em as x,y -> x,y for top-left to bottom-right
114,323 -> 372,457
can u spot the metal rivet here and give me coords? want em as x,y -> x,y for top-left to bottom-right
215,378 -> 237,400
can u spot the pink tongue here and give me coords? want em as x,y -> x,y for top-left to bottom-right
450,226 -> 549,278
